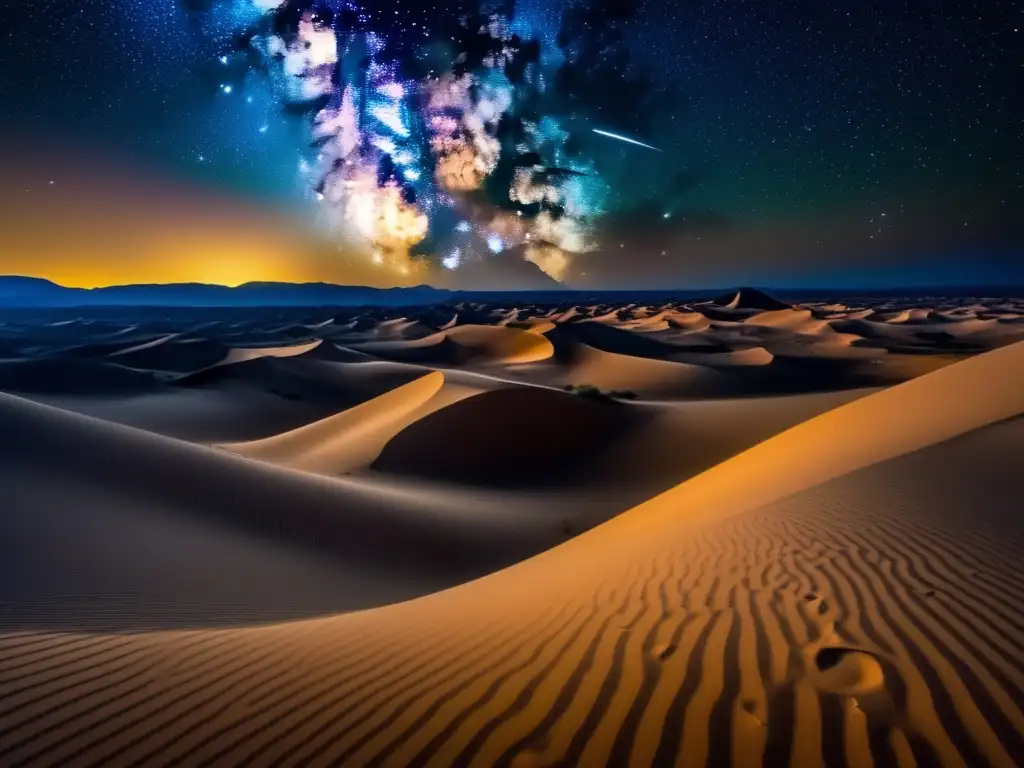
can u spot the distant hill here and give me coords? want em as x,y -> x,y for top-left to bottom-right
712,287 -> 792,311
0,276 -> 1018,308
0,277 -> 454,308
0,276 -> 69,304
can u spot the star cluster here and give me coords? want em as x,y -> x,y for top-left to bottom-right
155,0 -> 670,280
0,0 -> 1020,287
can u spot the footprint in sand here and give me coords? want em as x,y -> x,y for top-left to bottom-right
801,592 -> 833,619
812,646 -> 887,696
741,697 -> 767,726
509,738 -> 556,768
653,643 -> 678,661
509,753 -> 548,768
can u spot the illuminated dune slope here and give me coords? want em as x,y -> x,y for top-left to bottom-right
1,343 -> 1024,766
0,387 -> 625,627
222,371 -> 472,474
353,324 -> 556,366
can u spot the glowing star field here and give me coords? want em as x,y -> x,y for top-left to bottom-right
191,0 -> 624,282
0,0 -> 1019,289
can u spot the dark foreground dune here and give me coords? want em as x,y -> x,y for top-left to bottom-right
1,291 -> 1024,766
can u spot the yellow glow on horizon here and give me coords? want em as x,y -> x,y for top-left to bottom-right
0,219 -> 317,289
0,148 -> 427,289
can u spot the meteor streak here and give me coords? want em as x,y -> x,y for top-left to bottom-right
591,128 -> 662,152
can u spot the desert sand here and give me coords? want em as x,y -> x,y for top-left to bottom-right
2,290 -> 1024,766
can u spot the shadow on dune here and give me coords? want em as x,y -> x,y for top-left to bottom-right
175,355 -> 423,405
372,387 -> 647,487
0,391 -> 634,632
349,333 -> 463,364
111,337 -> 230,372
553,324 -> 916,397
0,358 -> 166,396
554,321 -> 705,360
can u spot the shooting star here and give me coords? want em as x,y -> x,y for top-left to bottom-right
592,129 -> 663,152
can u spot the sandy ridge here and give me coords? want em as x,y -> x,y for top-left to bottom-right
2,341 -> 1023,765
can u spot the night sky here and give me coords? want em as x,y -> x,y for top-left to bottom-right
0,0 -> 1020,289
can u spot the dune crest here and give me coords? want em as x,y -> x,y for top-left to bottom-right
214,339 -> 324,367
445,324 -> 556,363
561,343 -> 732,397
2,294 -> 1024,766
354,323 -> 555,366
222,371 -> 456,474
372,385 -> 641,486
604,339 -> 1024,532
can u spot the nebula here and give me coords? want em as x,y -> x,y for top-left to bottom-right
185,0 -> 636,281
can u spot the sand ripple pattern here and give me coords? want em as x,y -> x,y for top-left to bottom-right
3,335 -> 1024,767
1,415 -> 1022,767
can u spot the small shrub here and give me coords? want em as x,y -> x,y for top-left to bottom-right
566,383 -> 603,398
563,383 -> 637,403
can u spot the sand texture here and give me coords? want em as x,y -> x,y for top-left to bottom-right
2,292 -> 1024,766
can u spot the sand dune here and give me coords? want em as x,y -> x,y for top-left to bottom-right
224,371 -> 475,474
613,312 -> 675,332
715,287 -> 793,311
176,354 -> 417,399
347,332 -> 463,363
26,354 -> 435,444
602,337 -> 1024,530
767,337 -> 887,361
675,345 -> 776,366
0,389 -> 622,628
744,307 -> 822,329
555,333 -> 907,398
560,320 -> 709,361
354,324 -> 555,366
104,336 -> 231,372
512,318 -> 558,335
833,316 -> 1019,355
118,358 -> 430,441
665,310 -> 712,332
29,386 -> 356,443
444,324 -> 556,363
214,339 -> 323,366
0,357 -> 164,396
741,315 -> 889,361
372,385 -> 643,486
95,336 -> 323,373
883,307 -> 933,324
558,343 -> 735,397
50,332 -> 175,360
217,354 -> 872,491
372,317 -> 435,340
2,296 -> 1024,767
295,339 -> 381,363
4,337 -> 1021,766
103,332 -> 180,358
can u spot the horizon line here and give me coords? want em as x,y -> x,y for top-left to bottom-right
3,274 -> 1024,296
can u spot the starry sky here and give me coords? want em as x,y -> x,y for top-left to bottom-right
0,0 -> 1021,289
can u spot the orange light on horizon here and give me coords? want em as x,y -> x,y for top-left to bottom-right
0,146 -> 420,289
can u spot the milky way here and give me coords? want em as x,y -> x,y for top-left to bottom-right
177,0 -> 663,280
1,0 -> 1020,288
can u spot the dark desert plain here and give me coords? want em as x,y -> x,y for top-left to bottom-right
2,282 -> 1024,766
